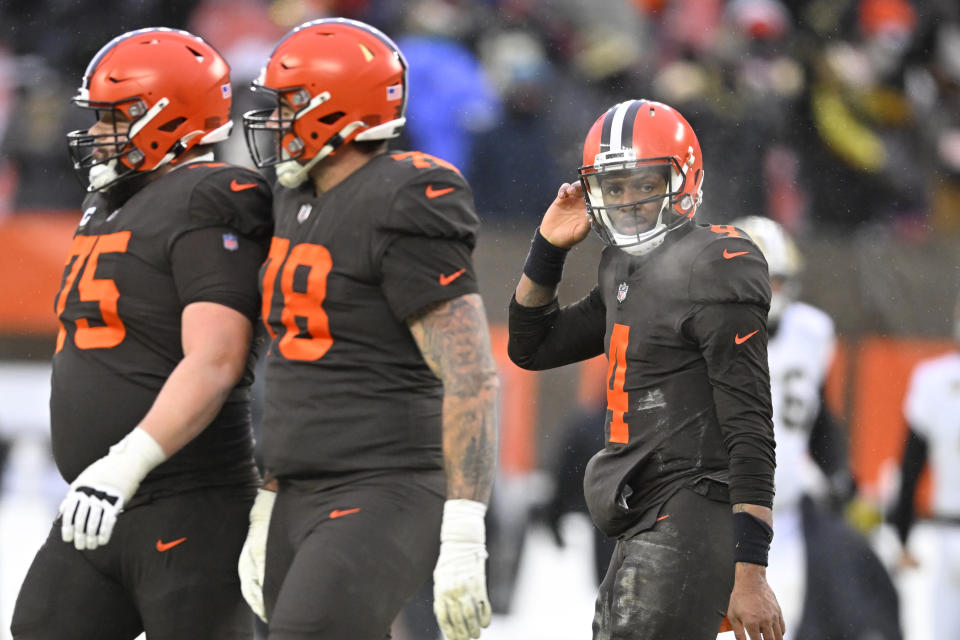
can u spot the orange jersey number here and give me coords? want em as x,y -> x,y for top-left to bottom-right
261,237 -> 334,361
391,151 -> 461,175
709,224 -> 742,239
55,231 -> 131,352
606,322 -> 630,444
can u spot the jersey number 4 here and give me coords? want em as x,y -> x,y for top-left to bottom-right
606,323 -> 630,444
261,237 -> 333,361
54,232 -> 131,352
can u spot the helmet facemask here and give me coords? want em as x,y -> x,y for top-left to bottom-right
243,84 -> 341,189
580,153 -> 697,256
67,96 -> 157,192
242,81 -> 388,189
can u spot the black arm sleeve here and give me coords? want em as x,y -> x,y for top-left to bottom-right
808,394 -> 857,505
507,286 -> 606,370
170,226 -> 269,322
686,302 -> 776,507
888,426 -> 928,544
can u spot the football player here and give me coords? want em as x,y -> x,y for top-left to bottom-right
507,99 -> 784,640
889,292 -> 960,640
237,18 -> 499,640
11,28 -> 273,639
733,216 -> 901,640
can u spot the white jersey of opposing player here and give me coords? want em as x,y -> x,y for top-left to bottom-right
768,302 -> 837,513
903,351 -> 960,516
902,349 -> 960,640
765,301 -> 836,639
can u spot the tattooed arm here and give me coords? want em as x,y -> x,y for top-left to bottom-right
408,292 -> 499,502
409,292 -> 499,639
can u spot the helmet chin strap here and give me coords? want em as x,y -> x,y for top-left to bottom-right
276,156 -> 321,189
88,159 -> 120,192
276,121 -> 368,189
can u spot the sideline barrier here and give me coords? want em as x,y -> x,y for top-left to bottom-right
0,213 -> 946,513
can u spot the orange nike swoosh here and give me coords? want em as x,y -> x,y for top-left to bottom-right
330,508 -> 361,519
735,329 -> 760,345
656,514 -> 670,522
723,249 -> 749,259
230,179 -> 259,192
438,268 -> 466,286
425,185 -> 455,199
156,537 -> 187,552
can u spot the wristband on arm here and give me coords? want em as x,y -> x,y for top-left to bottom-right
732,511 -> 773,566
522,228 -> 570,288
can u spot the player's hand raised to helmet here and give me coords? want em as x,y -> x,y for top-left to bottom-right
538,181 -> 591,249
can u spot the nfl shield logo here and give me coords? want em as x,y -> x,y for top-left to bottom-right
617,282 -> 629,303
222,233 -> 239,251
297,203 -> 313,223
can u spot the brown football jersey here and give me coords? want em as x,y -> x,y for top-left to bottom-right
260,151 -> 480,478
51,162 -> 272,500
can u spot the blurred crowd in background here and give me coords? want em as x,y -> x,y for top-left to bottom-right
1,0 -> 959,240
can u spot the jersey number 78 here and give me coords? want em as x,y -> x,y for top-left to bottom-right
261,237 -> 334,361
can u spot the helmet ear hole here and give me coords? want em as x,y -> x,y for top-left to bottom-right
318,111 -> 345,125
158,117 -> 186,132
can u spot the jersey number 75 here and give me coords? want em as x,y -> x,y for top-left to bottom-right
54,232 -> 131,352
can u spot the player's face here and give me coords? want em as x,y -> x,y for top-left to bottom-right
598,169 -> 668,235
272,100 -> 296,126
272,98 -> 301,161
87,109 -> 131,161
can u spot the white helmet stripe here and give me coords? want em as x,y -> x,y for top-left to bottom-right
129,97 -> 170,139
608,101 -> 633,151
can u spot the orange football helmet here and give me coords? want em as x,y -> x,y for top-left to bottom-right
579,99 -> 704,256
67,28 -> 234,192
242,18 -> 408,188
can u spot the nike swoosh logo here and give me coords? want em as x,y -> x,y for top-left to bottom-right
438,268 -> 466,286
723,249 -> 749,259
656,514 -> 670,522
425,185 -> 455,199
330,508 -> 361,519
230,179 -> 259,192
156,537 -> 187,552
735,330 -> 760,345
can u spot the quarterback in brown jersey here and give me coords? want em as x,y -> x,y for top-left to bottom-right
11,28 -> 273,640
508,99 -> 784,640
238,18 -> 499,640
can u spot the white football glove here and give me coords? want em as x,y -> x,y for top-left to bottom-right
433,499 -> 491,640
238,488 -> 275,622
60,427 -> 165,551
